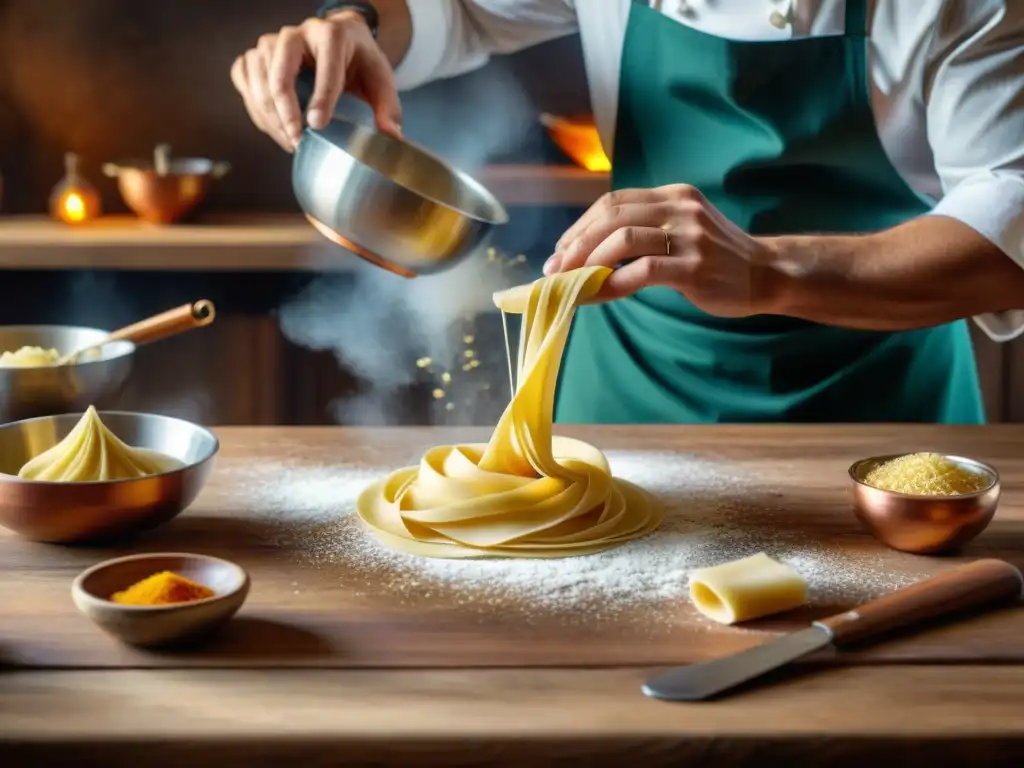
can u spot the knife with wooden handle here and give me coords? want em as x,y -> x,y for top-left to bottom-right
642,558 -> 1023,702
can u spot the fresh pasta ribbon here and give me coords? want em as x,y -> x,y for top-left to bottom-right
357,266 -> 664,558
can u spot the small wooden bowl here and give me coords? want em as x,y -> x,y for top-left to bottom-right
71,553 -> 249,647
848,454 -> 1001,555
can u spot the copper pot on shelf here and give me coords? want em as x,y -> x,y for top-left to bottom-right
103,144 -> 230,225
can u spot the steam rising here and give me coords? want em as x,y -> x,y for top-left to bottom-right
279,254 -> 510,390
277,251 -> 522,426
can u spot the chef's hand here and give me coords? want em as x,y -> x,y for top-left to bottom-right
544,185 -> 782,317
230,11 -> 402,152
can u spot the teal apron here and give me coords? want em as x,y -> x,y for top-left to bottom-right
555,0 -> 984,424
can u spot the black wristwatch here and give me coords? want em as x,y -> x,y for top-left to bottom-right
316,0 -> 379,38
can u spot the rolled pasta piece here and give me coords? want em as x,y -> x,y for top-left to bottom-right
689,553 -> 807,624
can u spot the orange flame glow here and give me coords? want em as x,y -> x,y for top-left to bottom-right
541,114 -> 611,172
62,192 -> 87,222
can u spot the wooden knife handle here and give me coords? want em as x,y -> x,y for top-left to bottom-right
817,558 -> 1023,647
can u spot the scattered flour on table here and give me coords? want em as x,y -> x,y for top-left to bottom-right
217,452 -> 925,620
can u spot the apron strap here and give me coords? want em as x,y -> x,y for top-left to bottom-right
844,0 -> 869,37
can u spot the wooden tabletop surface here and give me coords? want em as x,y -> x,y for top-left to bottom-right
3,424 -> 1024,767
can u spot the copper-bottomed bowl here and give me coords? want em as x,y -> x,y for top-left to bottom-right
0,411 -> 218,544
103,157 -> 229,225
848,454 -> 1000,555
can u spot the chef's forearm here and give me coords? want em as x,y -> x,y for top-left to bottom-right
324,1 -> 412,68
762,216 -> 1024,331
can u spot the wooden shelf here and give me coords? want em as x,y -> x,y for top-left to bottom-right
0,165 -> 608,271
0,214 -> 331,271
0,214 -> 326,272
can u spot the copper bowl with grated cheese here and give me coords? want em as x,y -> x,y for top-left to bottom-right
848,453 -> 1000,555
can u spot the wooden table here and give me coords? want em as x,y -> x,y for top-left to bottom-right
3,425 -> 1024,766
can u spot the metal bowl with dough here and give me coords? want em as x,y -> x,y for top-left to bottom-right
0,325 -> 134,423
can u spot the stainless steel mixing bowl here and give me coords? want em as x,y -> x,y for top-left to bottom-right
292,70 -> 508,277
0,411 -> 218,543
0,326 -> 134,424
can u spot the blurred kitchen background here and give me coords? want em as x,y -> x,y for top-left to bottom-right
0,0 -> 1018,425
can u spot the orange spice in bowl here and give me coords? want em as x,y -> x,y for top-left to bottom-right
110,570 -> 215,606
72,553 -> 249,646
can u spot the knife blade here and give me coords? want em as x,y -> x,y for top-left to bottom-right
642,624 -> 833,702
642,558 -> 1023,703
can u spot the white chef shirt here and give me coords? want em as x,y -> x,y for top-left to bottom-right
392,0 -> 1024,342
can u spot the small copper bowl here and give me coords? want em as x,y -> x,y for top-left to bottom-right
848,454 -> 1000,555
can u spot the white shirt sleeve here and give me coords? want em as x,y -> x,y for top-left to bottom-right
393,0 -> 579,91
909,1 -> 1024,341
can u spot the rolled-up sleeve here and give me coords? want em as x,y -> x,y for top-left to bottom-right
924,0 -> 1024,341
393,0 -> 579,91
